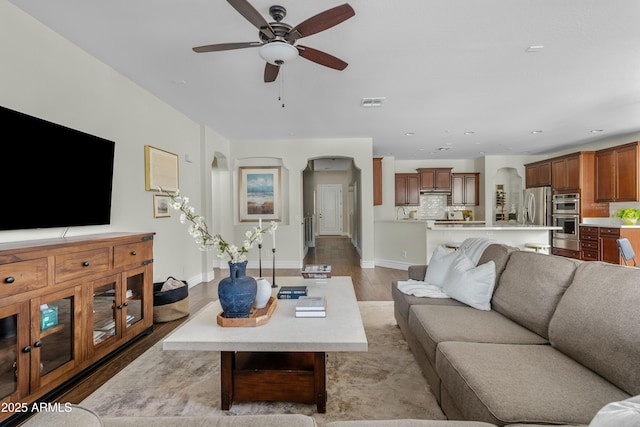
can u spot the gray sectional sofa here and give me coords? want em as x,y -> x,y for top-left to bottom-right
392,244 -> 640,426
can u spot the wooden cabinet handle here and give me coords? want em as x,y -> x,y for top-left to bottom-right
4,277 -> 15,284
82,261 -> 90,267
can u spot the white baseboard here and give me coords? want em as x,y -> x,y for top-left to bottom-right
374,258 -> 412,270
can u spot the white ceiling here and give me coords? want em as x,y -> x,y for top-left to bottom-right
9,0 -> 640,160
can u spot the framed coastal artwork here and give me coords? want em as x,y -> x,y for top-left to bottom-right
144,145 -> 179,192
239,166 -> 281,222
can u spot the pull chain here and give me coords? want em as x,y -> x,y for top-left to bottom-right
278,66 -> 285,108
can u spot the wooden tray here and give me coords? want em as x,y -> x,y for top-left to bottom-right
217,296 -> 278,327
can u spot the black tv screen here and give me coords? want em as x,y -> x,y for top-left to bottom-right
1,105 -> 115,231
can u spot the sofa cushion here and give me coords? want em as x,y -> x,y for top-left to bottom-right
491,252 -> 580,338
392,282 -> 465,322
408,305 -> 547,364
436,342 -> 630,426
476,244 -> 518,285
549,261 -> 640,396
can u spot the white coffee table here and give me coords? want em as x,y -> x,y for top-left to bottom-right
162,276 -> 367,412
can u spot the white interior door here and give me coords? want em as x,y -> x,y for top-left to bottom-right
318,184 -> 343,235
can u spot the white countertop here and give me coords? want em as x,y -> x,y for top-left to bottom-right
581,217 -> 640,228
162,276 -> 367,353
427,224 -> 560,231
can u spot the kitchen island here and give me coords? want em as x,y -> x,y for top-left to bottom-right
374,220 -> 560,267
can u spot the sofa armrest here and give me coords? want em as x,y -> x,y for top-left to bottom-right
408,265 -> 427,281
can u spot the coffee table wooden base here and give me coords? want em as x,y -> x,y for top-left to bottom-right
221,351 -> 327,413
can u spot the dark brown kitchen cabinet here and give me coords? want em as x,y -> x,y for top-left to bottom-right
417,168 -> 452,192
395,173 -> 420,206
579,225 -> 640,264
595,142 -> 639,202
451,173 -> 479,206
525,160 -> 551,188
551,154 -> 581,191
373,157 -> 382,206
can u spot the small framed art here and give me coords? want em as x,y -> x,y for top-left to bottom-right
153,194 -> 171,218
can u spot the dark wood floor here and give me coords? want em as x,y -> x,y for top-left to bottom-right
50,236 -> 407,405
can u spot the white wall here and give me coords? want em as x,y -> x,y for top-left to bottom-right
0,1 -> 228,285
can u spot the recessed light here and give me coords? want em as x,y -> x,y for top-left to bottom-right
478,151 -> 486,155
531,130 -> 543,134
172,79 -> 187,84
526,45 -> 544,53
590,129 -> 604,133
464,131 -> 475,135
405,132 -> 415,136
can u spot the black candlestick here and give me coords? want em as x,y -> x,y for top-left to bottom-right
271,248 -> 277,288
258,243 -> 262,277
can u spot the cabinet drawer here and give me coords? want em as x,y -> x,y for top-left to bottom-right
55,248 -> 110,283
113,241 -> 153,269
581,240 -> 599,250
0,258 -> 48,297
580,232 -> 598,241
581,250 -> 599,261
580,226 -> 599,235
599,227 -> 621,237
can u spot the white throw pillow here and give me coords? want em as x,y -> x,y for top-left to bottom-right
424,245 -> 463,287
441,253 -> 496,311
589,395 -> 640,427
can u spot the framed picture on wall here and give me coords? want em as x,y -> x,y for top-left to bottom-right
239,166 -> 281,222
144,145 -> 179,192
153,194 -> 171,218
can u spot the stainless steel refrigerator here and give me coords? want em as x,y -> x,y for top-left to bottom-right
522,187 -> 552,226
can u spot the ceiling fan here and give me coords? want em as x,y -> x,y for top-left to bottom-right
192,0 -> 355,82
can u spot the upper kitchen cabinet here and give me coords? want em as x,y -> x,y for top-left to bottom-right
373,158 -> 382,206
525,160 -> 551,188
451,173 -> 480,206
417,168 -> 452,192
395,173 -> 420,206
551,154 -> 581,191
595,142 -> 639,202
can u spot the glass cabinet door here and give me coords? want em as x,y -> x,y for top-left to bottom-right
92,277 -> 119,348
124,272 -> 144,331
0,303 -> 28,402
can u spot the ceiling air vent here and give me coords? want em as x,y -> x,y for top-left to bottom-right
361,97 -> 385,108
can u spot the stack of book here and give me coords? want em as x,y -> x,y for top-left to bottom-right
301,264 -> 332,279
295,296 -> 327,318
277,285 -> 308,299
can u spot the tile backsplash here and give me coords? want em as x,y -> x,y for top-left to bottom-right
416,194 -> 448,220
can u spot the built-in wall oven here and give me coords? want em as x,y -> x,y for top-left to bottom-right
552,193 -> 580,251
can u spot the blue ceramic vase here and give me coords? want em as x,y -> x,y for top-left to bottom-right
218,261 -> 257,318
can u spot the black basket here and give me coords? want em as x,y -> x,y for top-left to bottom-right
152,276 -> 189,322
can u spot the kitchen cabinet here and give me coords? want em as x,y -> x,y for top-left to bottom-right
451,173 -> 479,206
525,160 -> 551,188
0,233 -> 154,423
417,168 -> 452,192
595,142 -> 639,202
373,158 -> 382,206
551,154 -> 581,191
579,225 -> 640,264
395,173 -> 420,206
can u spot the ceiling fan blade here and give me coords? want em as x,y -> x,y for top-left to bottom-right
192,42 -> 262,53
227,0 -> 275,39
286,3 -> 355,42
264,63 -> 280,82
297,45 -> 348,71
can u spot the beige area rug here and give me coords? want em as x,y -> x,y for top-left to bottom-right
81,301 -> 445,425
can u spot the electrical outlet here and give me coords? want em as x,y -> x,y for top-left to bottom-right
401,250 -> 408,258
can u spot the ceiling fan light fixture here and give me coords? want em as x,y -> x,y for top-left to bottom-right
259,41 -> 298,65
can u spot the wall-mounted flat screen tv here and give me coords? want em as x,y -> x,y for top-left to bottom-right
1,105 -> 115,231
